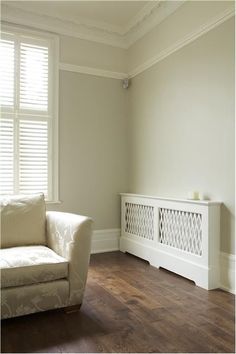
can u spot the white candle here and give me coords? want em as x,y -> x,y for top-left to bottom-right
187,191 -> 199,200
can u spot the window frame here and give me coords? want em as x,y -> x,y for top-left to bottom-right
0,24 -> 59,203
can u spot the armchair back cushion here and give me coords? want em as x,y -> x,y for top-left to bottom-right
0,194 -> 46,248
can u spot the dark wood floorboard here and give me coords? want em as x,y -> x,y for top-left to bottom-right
1,251 -> 235,353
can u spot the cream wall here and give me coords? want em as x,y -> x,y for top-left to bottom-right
47,31 -> 128,231
60,35 -> 127,74
48,71 -> 128,230
128,18 -> 235,255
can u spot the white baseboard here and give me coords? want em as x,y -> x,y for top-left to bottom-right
91,229 -> 235,294
220,252 -> 235,294
91,229 -> 120,254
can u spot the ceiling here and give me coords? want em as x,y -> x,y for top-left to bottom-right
1,1 -> 184,48
2,1 -> 151,31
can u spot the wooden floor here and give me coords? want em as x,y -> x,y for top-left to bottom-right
1,251 -> 235,353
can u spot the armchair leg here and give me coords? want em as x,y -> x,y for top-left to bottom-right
64,304 -> 82,314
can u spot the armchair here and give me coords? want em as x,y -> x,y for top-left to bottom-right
0,194 -> 93,319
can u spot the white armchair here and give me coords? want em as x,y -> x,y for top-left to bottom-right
0,194 -> 93,319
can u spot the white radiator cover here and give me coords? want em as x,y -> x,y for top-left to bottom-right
120,193 -> 221,290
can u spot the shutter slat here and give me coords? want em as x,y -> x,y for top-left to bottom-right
0,118 -> 14,195
19,119 -> 48,196
0,39 -> 15,108
20,42 -> 48,112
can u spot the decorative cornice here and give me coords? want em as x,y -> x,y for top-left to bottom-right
129,7 -> 235,78
122,2 -> 161,34
2,3 -> 234,80
60,63 -> 127,80
1,2 -> 184,49
125,0 -> 185,47
59,8 -> 234,80
1,4 -> 126,48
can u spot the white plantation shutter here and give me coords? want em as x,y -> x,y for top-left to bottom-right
0,39 -> 15,108
0,26 -> 58,201
0,118 -> 14,194
20,43 -> 48,111
19,120 -> 48,195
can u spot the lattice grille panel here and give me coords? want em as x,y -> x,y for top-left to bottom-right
159,208 -> 202,256
125,202 -> 154,240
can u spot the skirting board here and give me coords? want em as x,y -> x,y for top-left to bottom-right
91,229 -> 235,294
220,252 -> 235,294
91,229 -> 120,254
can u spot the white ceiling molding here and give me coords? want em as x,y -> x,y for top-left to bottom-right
3,2 -> 123,35
1,2 -> 184,49
60,63 -> 128,80
129,6 -> 235,78
122,1 -> 161,34
1,4 -> 126,48
125,0 -> 185,47
59,7 -> 234,81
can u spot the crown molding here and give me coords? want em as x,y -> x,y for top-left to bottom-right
1,4 -> 126,48
2,2 -> 233,80
60,63 -> 127,80
1,2 -> 185,49
3,2 -> 123,35
125,0 -> 185,47
60,7 -> 234,81
123,1 -> 161,34
129,7 -> 235,78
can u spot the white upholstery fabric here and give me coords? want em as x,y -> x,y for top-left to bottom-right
47,211 -> 92,306
1,246 -> 68,288
1,203 -> 92,319
0,194 -> 46,248
1,280 -> 69,319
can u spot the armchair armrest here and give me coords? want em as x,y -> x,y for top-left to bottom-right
46,211 -> 93,306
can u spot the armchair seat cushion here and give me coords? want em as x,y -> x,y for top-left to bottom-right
0,246 -> 68,288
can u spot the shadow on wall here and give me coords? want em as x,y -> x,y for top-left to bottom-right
220,204 -> 234,290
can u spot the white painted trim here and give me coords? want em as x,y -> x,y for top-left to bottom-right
1,5 -> 126,49
59,63 -> 127,80
60,8 -> 234,81
120,193 -> 221,206
52,35 -> 60,203
91,229 -> 120,254
1,1 -> 183,49
129,7 -> 235,78
220,252 -> 235,294
123,1 -> 161,34
1,2 -> 130,36
125,0 -> 185,48
2,4 -> 234,79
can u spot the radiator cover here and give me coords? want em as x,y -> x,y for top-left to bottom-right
120,193 -> 221,290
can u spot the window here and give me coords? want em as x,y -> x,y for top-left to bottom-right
0,25 -> 59,201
